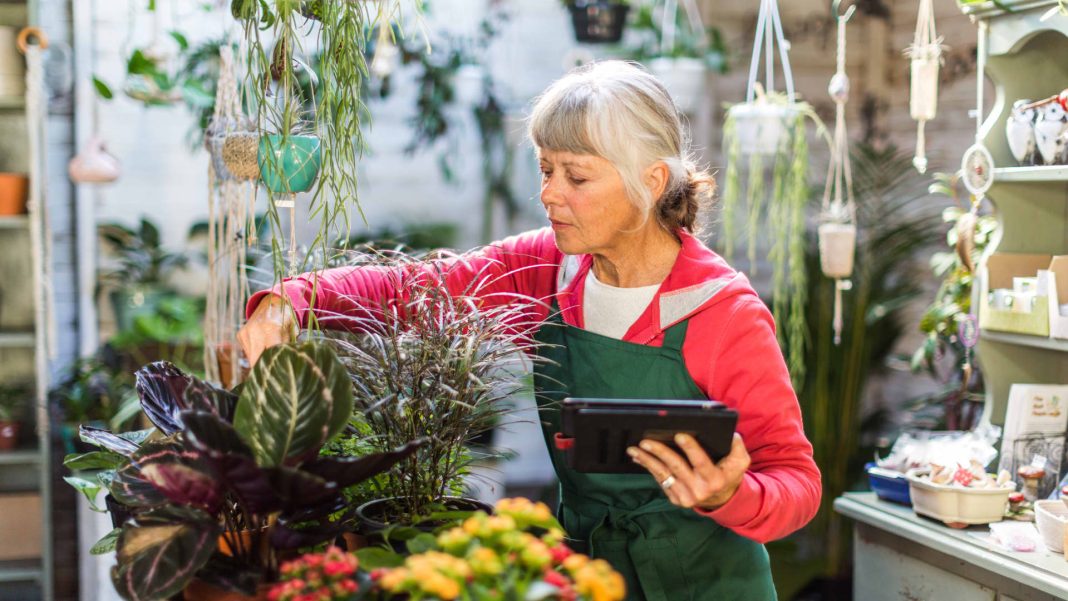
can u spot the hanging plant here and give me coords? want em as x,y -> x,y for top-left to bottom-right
232,0 -> 415,279
561,0 -> 632,44
719,0 -> 827,385
905,0 -> 945,174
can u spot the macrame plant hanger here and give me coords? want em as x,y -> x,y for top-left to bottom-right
204,45 -> 252,388
819,4 -> 857,346
659,0 -> 708,58
907,0 -> 942,174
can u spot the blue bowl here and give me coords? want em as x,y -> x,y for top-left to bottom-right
866,462 -> 912,506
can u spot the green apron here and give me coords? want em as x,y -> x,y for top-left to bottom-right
533,304 -> 777,601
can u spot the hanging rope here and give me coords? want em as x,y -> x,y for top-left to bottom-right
744,0 -> 795,104
907,0 -> 942,174
819,5 -> 857,346
659,0 -> 708,57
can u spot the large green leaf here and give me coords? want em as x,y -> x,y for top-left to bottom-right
111,506 -> 220,601
233,342 -> 353,467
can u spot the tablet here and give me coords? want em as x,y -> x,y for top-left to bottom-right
556,398 -> 738,474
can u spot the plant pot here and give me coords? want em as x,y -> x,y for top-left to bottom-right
356,496 -> 492,552
214,342 -> 249,388
221,132 -> 261,181
817,222 -> 856,280
105,494 -> 136,529
257,134 -> 322,196
68,136 -> 121,184
728,102 -> 794,156
340,531 -> 369,551
1035,500 -> 1068,553
183,579 -> 270,601
0,173 -> 28,216
0,420 -> 19,451
567,1 -> 630,44
453,64 -> 485,107
648,57 -> 708,115
909,56 -> 939,122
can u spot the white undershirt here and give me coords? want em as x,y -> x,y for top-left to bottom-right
581,269 -> 661,339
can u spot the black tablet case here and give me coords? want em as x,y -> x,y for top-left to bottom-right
557,398 -> 738,474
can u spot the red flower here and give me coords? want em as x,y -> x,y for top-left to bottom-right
549,545 -> 573,564
324,560 -> 354,577
370,568 -> 388,581
543,570 -> 570,588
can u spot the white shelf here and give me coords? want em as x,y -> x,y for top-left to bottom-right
980,329 -> 1068,352
0,449 -> 39,466
0,215 -> 27,229
836,493 -> 1068,598
0,332 -> 34,348
993,166 -> 1068,182
0,559 -> 41,584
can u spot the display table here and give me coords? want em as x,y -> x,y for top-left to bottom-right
835,493 -> 1068,601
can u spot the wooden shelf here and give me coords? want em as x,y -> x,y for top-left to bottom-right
0,332 -> 33,348
0,559 -> 40,584
993,166 -> 1068,182
0,449 -> 38,466
980,329 -> 1068,352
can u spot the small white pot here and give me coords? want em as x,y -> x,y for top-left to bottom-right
453,64 -> 485,107
909,55 -> 939,122
818,222 -> 856,279
648,57 -> 708,115
68,136 -> 121,184
1035,500 -> 1068,553
729,102 -> 794,156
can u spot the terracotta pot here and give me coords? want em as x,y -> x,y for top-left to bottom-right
0,173 -> 28,216
182,579 -> 270,601
341,531 -> 369,552
0,420 -> 19,451
214,343 -> 249,388
217,529 -> 267,558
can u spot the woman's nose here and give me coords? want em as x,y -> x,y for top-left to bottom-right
540,176 -> 562,208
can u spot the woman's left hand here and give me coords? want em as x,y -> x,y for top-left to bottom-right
627,433 -> 750,511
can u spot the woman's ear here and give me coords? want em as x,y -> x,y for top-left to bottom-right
643,161 -> 671,200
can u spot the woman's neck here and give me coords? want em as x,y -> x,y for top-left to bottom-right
591,226 -> 681,288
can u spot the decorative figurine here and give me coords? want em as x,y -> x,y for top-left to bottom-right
1005,99 -> 1037,165
1034,101 -> 1068,165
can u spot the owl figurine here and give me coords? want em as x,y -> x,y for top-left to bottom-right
1034,101 -> 1068,165
1005,99 -> 1036,165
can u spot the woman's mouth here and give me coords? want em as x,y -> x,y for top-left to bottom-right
550,219 -> 571,230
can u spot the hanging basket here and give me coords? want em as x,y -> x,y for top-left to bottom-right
567,1 -> 630,44
257,134 -> 322,196
648,57 -> 708,115
68,135 -> 120,184
818,221 -> 856,280
221,131 -> 261,181
728,101 -> 795,156
908,53 -> 939,122
206,117 -> 252,181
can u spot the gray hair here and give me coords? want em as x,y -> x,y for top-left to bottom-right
528,60 -> 714,232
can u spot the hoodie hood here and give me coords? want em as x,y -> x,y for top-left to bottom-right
556,228 -> 757,344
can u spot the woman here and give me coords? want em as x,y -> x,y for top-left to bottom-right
239,61 -> 820,601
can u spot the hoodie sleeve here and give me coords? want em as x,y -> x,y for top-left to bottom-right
686,297 -> 822,544
245,227 -> 561,331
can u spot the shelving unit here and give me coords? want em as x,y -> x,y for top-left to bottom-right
0,0 -> 53,599
835,2 -> 1068,600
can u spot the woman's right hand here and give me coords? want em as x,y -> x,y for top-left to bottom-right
237,294 -> 298,366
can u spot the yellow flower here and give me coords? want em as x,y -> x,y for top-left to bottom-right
468,546 -> 504,576
562,554 -> 589,573
437,527 -> 473,554
377,567 -> 410,591
519,536 -> 552,570
421,573 -> 461,600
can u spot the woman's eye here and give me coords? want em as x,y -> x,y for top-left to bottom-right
569,176 -> 586,185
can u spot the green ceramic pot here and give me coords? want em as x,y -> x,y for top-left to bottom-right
257,134 -> 322,195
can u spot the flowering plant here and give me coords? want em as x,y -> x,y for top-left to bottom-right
371,497 -> 626,601
268,546 -> 368,601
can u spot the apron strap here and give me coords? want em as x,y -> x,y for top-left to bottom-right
660,319 -> 690,352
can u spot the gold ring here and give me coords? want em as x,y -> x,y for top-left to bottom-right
660,475 -> 676,490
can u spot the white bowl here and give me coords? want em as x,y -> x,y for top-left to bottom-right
906,469 -> 1014,526
1035,500 -> 1068,553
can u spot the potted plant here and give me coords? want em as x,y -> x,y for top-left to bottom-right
561,0 -> 631,44
0,383 -> 28,451
49,353 -> 140,454
64,340 -> 424,600
625,1 -> 728,114
98,218 -> 189,333
319,257 -> 546,541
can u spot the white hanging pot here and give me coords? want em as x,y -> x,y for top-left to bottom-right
68,135 -> 121,184
909,52 -> 939,122
221,131 -> 261,181
818,222 -> 856,279
453,64 -> 485,107
648,57 -> 708,115
729,101 -> 794,156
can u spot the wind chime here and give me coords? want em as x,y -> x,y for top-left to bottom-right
819,4 -> 857,346
906,0 -> 943,174
204,45 -> 253,387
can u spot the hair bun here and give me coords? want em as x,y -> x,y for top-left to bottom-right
656,161 -> 716,233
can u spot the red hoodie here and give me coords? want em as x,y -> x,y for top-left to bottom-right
247,227 -> 822,544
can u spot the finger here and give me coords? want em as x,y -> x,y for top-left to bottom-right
717,433 -> 751,476
638,439 -> 697,484
675,433 -> 715,473
628,446 -> 698,507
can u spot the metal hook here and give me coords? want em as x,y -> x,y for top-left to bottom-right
833,0 -> 856,23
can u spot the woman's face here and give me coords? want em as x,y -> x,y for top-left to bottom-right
538,149 -> 645,256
